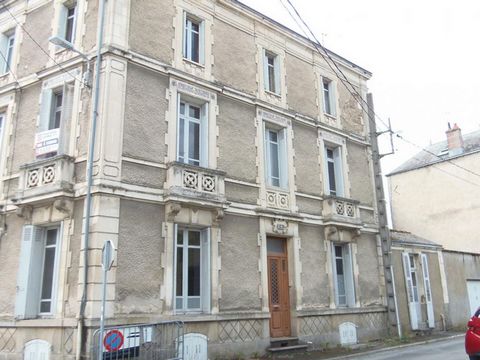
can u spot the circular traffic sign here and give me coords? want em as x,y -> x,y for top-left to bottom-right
103,329 -> 124,352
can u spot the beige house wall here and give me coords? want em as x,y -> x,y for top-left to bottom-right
389,152 -> 480,253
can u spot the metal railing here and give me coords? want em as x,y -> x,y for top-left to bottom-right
91,321 -> 184,360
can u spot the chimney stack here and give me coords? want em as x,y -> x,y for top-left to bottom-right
446,123 -> 464,156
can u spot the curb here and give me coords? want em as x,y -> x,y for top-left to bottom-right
323,333 -> 464,360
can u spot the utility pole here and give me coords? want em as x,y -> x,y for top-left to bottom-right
367,93 -> 400,337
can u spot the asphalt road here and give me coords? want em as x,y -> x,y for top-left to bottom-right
350,336 -> 466,360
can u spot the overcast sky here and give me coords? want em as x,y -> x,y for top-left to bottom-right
239,0 -> 480,173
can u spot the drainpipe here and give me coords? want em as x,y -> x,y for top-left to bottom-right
77,0 -> 107,358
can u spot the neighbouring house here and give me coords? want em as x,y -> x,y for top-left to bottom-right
388,124 -> 480,254
0,0 -> 391,358
391,229 -> 480,335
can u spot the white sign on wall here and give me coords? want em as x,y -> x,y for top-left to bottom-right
35,128 -> 60,157
178,333 -> 208,360
339,322 -> 357,346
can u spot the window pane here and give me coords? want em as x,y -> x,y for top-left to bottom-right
187,248 -> 201,296
191,22 -> 199,32
269,142 -> 279,179
178,118 -> 185,162
268,64 -> 275,92
328,161 -> 336,193
65,7 -> 76,42
176,297 -> 183,310
180,102 -> 185,115
336,258 -> 344,276
268,130 -> 278,142
188,121 -> 200,164
191,30 -> 199,62
177,229 -> 184,245
188,231 -> 200,246
189,105 -> 200,119
335,245 -> 342,258
41,247 -> 56,305
40,301 -> 51,313
187,297 -> 200,309
326,148 -> 334,159
176,247 -> 183,296
46,229 -> 57,246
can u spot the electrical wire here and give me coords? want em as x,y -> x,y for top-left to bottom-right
0,2 -> 89,88
279,0 -> 480,180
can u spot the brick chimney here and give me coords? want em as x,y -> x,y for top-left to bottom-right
446,122 -> 464,156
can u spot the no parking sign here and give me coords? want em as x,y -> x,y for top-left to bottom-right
103,329 -> 124,352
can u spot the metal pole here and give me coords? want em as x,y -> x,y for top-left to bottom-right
78,0 -> 107,357
98,264 -> 108,360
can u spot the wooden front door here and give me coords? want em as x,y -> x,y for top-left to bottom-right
267,238 -> 291,337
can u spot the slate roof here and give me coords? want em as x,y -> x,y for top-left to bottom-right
390,230 -> 442,248
388,129 -> 480,176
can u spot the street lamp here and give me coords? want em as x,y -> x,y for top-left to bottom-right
48,35 -> 92,88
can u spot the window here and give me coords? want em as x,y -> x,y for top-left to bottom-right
332,243 -> 355,307
177,99 -> 207,167
174,227 -> 210,313
263,50 -> 280,94
15,225 -> 62,319
265,127 -> 288,188
0,113 -> 5,151
322,78 -> 336,116
58,2 -> 77,44
183,14 -> 204,64
0,31 -> 15,74
324,145 -> 344,196
50,90 -> 63,130
409,254 -> 419,303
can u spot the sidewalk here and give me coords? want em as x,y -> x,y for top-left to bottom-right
264,331 -> 464,360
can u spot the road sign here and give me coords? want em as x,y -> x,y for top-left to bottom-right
102,240 -> 115,270
103,329 -> 124,352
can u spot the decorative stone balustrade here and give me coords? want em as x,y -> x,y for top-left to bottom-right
165,162 -> 226,204
323,196 -> 362,228
17,155 -> 75,202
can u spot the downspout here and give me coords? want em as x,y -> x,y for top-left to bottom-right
390,265 -> 402,338
76,0 -> 107,358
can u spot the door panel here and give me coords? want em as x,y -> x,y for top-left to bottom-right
267,238 -> 291,338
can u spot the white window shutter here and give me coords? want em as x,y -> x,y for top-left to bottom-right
38,88 -> 53,132
331,242 -> 340,305
322,146 -> 330,195
173,223 -> 179,311
0,33 -> 8,74
182,12 -> 187,58
402,252 -> 419,330
199,20 -> 205,65
278,128 -> 288,189
57,4 -> 68,39
345,245 -> 355,307
262,49 -> 268,91
15,226 -> 44,319
201,228 -> 211,313
200,103 -> 208,167
333,147 -> 344,197
59,83 -> 74,154
274,55 -> 281,94
421,253 -> 435,328
263,123 -> 270,185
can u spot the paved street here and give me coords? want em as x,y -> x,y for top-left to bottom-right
351,337 -> 466,360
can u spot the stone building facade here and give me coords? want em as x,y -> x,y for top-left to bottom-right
0,0 -> 388,358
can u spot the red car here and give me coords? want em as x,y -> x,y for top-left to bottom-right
466,308 -> 480,360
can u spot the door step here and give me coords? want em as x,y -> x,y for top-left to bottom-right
267,337 -> 308,353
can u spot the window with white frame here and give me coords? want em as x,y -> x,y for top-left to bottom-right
177,98 -> 208,167
15,225 -> 62,319
58,2 -> 77,44
0,113 -> 5,152
263,50 -> 280,94
324,145 -> 344,197
183,13 -> 204,64
36,82 -> 74,158
265,126 -> 288,188
322,78 -> 336,116
332,243 -> 355,307
0,30 -> 15,75
174,227 -> 210,313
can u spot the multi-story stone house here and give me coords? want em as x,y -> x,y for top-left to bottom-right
0,0 -> 389,358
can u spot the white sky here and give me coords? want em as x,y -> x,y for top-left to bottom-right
239,0 -> 480,173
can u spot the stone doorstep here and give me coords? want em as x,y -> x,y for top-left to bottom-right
268,336 -> 309,353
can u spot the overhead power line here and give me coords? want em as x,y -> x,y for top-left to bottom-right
279,0 -> 480,182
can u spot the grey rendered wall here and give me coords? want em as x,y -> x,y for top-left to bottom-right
292,122 -> 322,196
356,234 -> 383,306
16,3 -> 52,78
8,83 -> 40,173
129,0 -> 175,64
299,224 -> 329,307
225,182 -> 258,205
121,162 -> 166,189
444,251 -> 480,327
338,84 -> 364,136
285,53 -> 318,119
212,19 -> 257,94
116,200 -> 165,314
219,214 -> 261,311
347,141 -> 374,206
123,64 -> 169,162
217,95 -> 257,182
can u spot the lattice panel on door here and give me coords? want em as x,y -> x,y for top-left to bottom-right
270,260 -> 279,305
300,316 -> 332,336
0,328 -> 16,352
